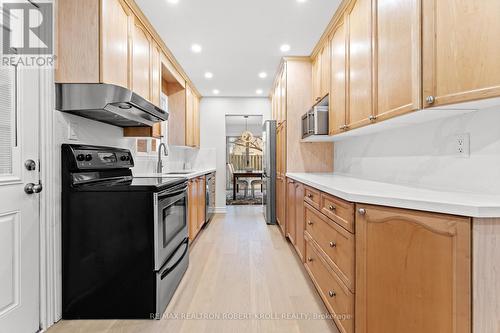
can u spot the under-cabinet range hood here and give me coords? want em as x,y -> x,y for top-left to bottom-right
55,83 -> 168,128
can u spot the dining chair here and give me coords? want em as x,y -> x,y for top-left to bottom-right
227,163 -> 249,198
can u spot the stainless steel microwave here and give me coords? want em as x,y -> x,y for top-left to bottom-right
301,105 -> 329,139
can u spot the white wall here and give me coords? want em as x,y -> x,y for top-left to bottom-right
334,106 -> 500,195
200,97 -> 271,211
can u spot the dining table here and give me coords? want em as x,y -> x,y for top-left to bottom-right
233,170 -> 263,200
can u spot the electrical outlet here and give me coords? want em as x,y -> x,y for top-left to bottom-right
68,122 -> 78,141
455,133 -> 470,157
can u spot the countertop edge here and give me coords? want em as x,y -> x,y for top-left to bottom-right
134,168 -> 216,180
286,173 -> 500,218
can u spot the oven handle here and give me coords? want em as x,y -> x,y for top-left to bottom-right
157,185 -> 188,200
160,238 -> 189,280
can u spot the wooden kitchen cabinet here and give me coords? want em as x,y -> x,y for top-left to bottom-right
131,19 -> 151,101
286,178 -> 297,244
311,42 -> 330,104
329,18 -> 347,135
422,0 -> 500,108
375,0 -> 421,121
197,176 -> 206,230
356,204 -> 471,333
294,182 -> 305,261
188,176 -> 207,242
346,0 -> 373,130
185,86 -> 201,148
100,0 -> 132,89
188,179 -> 198,241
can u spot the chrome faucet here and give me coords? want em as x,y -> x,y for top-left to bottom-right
157,143 -> 168,173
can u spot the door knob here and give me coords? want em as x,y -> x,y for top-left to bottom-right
25,182 -> 43,194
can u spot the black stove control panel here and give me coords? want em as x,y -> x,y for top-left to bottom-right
64,144 -> 134,170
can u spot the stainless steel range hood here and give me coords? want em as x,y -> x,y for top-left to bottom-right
55,83 -> 168,127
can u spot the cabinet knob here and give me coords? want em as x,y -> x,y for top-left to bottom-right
328,204 -> 336,211
307,220 -> 314,225
358,208 -> 366,215
369,115 -> 376,121
426,95 -> 435,105
328,290 -> 336,298
307,193 -> 313,198
329,241 -> 337,248
307,257 -> 313,262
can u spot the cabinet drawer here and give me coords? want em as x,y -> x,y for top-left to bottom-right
304,186 -> 321,210
305,238 -> 354,333
305,203 -> 355,292
320,192 -> 355,233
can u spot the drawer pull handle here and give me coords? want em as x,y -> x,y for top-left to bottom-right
328,290 -> 336,298
307,220 -> 314,225
358,208 -> 366,215
329,241 -> 337,248
307,257 -> 313,262
328,204 -> 336,211
307,193 -> 313,198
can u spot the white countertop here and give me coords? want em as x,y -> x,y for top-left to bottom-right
134,168 -> 216,179
286,173 -> 500,218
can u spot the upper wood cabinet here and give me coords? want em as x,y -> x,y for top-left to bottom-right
100,0 -> 131,89
329,18 -> 347,135
346,0 -> 373,130
422,0 -> 500,108
131,19 -> 151,101
150,43 -> 161,107
185,85 -> 201,148
375,0 -> 421,121
356,204 -> 471,333
311,42 -> 331,104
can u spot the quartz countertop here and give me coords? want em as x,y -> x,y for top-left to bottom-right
286,173 -> 500,218
134,168 -> 216,180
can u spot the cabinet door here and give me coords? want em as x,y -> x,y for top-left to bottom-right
101,0 -> 131,89
320,42 -> 331,100
280,68 -> 287,122
376,0 -> 421,121
197,177 -> 206,229
294,182 -> 305,261
286,178 -> 296,244
193,95 -> 200,147
356,205 -> 471,333
185,85 -> 195,147
423,0 -> 500,108
188,179 -> 198,241
150,43 -> 161,107
329,19 -> 347,135
312,55 -> 322,103
132,19 -> 151,101
346,0 -> 373,130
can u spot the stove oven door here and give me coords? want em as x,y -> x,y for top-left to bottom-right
154,182 -> 188,270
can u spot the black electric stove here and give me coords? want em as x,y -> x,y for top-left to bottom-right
62,144 -> 189,320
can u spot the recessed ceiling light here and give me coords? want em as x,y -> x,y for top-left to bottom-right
280,44 -> 291,53
296,0 -> 307,3
256,89 -> 263,95
212,89 -> 220,95
258,72 -> 267,79
204,72 -> 213,79
167,0 -> 179,4
191,44 -> 202,53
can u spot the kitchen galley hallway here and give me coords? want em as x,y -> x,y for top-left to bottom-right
48,206 -> 338,333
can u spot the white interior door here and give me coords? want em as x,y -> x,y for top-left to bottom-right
0,64 -> 40,332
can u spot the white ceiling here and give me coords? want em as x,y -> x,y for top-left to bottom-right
135,0 -> 341,97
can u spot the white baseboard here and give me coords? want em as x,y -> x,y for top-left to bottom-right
214,207 -> 227,214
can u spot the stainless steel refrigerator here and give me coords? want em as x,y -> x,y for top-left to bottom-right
262,120 -> 276,225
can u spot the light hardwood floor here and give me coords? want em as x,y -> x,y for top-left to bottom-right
48,206 -> 338,333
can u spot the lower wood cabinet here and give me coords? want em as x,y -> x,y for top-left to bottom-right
188,175 -> 207,242
305,234 -> 354,333
355,204 -> 471,333
285,180 -> 472,333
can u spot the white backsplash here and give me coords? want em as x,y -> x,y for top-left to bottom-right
334,106 -> 500,195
